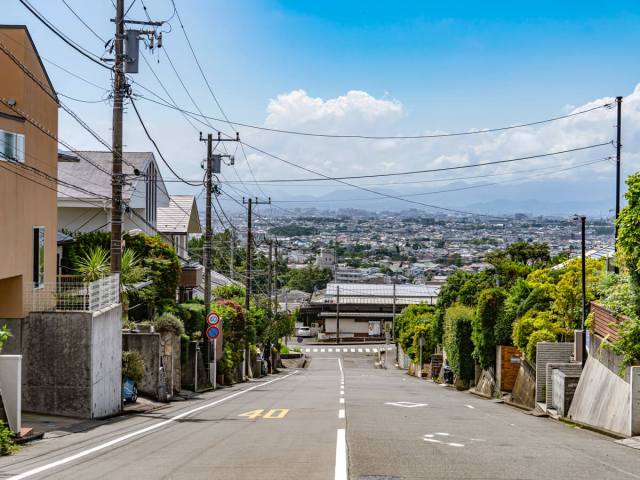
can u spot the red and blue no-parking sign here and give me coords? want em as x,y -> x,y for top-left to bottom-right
206,324 -> 221,340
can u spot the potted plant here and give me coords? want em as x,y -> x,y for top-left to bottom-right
122,351 -> 145,403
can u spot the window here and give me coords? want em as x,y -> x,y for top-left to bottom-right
33,227 -> 45,288
0,130 -> 25,162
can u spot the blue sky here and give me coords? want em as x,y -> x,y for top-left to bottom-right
3,1 -> 640,214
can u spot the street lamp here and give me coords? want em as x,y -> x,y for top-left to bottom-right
573,214 -> 587,366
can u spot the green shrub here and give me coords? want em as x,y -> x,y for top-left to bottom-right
472,288 -> 506,369
122,351 -> 145,382
608,317 -> 640,375
0,325 -> 11,352
280,345 -> 290,354
443,304 -> 475,382
525,328 -> 557,363
176,303 -> 205,337
512,310 -> 556,354
154,312 -> 185,335
0,420 -> 16,455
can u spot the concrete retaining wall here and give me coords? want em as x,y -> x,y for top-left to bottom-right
551,370 -> 580,417
545,362 -> 582,407
535,342 -> 574,403
22,306 -> 121,418
568,356 -> 631,436
511,360 -> 536,409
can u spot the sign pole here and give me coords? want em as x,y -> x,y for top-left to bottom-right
213,338 -> 217,391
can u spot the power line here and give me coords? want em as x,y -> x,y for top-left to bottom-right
129,96 -> 202,186
235,142 -> 613,183
269,157 -> 612,203
61,0 -> 108,45
19,0 -> 112,70
137,92 -> 612,140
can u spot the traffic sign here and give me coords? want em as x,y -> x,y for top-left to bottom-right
206,325 -> 221,340
206,312 -> 221,326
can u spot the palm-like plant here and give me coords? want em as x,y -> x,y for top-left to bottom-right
120,249 -> 145,320
75,247 -> 109,282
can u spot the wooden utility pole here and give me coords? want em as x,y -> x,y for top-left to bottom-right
242,196 -> 271,378
200,132 -> 239,383
110,0 -> 124,277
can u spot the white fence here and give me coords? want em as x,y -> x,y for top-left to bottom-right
26,274 -> 120,312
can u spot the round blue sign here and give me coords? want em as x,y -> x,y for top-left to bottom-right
297,336 -> 303,343
206,325 -> 220,340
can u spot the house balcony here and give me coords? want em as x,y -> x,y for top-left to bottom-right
180,264 -> 203,289
25,274 -> 120,312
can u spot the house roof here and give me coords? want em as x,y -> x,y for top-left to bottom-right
0,25 -> 59,104
57,151 -> 154,201
157,195 -> 201,234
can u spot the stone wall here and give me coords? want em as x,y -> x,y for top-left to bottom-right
22,305 -> 122,418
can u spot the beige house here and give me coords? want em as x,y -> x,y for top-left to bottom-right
0,25 -> 58,320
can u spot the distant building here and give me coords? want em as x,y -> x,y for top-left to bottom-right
301,282 -> 440,339
315,247 -> 335,269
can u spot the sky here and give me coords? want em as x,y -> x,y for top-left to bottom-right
3,0 -> 640,216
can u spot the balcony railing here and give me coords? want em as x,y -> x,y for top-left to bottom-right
25,274 -> 120,312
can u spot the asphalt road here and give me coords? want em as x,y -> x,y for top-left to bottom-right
2,346 -> 640,479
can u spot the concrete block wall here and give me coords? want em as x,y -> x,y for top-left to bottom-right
22,305 -> 122,418
122,332 -> 160,399
535,343 -> 574,403
545,362 -> 582,406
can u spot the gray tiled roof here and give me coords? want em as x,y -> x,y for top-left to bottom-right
57,151 -> 153,200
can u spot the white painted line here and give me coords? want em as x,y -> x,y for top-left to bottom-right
365,348 -> 370,352
350,348 -> 356,353
338,357 -> 344,376
338,409 -> 345,419
328,348 -> 333,352
340,390 -> 345,395
465,404 -> 475,409
313,348 -> 318,352
9,371 -> 299,480
339,397 -> 345,404
357,348 -> 363,353
321,348 -> 326,353
372,348 -> 378,352
435,432 -> 450,436
342,348 -> 348,352
447,442 -> 465,447
423,438 -> 442,444
335,429 -> 347,480
305,348 -> 310,352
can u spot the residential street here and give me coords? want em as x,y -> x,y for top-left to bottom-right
2,346 -> 640,479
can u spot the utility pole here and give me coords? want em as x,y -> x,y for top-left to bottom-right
267,240 -> 273,319
200,131 -> 239,384
614,96 -> 623,267
230,230 -> 235,280
580,215 -> 587,367
110,0 -> 124,277
336,285 -> 341,345
242,196 -> 271,378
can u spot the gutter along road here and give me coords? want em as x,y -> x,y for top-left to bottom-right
2,346 -> 640,479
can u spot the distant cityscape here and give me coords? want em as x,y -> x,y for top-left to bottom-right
240,210 -> 616,285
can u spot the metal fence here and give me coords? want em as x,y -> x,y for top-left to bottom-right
26,274 -> 120,312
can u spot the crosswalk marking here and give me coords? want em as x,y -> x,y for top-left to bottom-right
350,348 -> 355,352
357,348 -> 363,353
321,348 -> 325,352
365,348 -> 370,352
373,348 -> 378,352
328,348 -> 333,352
313,348 -> 318,352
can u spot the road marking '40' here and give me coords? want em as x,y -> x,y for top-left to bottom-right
238,409 -> 289,419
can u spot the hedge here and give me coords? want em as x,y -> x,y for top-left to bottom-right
444,304 -> 475,382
